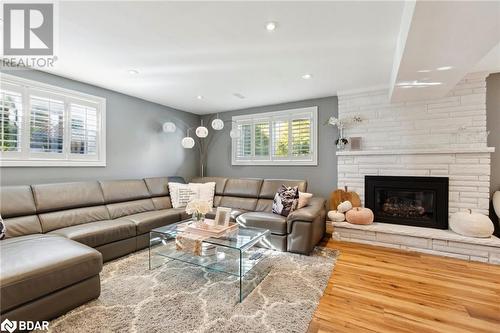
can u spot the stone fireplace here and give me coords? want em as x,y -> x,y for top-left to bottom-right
332,72 -> 500,264
365,176 -> 449,229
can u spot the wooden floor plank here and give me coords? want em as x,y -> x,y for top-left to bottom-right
308,230 -> 500,333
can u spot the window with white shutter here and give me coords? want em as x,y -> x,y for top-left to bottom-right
30,94 -> 65,154
0,74 -> 106,167
232,107 -> 317,165
0,87 -> 23,153
70,103 -> 98,156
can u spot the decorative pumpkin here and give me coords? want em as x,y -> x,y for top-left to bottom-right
329,186 -> 361,210
337,201 -> 353,213
493,191 -> 500,219
327,210 -> 345,222
449,209 -> 494,238
346,207 -> 374,225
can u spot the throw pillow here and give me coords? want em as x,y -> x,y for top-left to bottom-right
272,185 -> 299,217
168,183 -> 195,208
188,182 -> 216,207
298,191 -> 313,209
0,218 -> 5,240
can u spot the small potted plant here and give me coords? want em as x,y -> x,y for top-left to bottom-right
326,115 -> 362,150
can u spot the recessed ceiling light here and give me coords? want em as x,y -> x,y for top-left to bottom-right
127,69 -> 139,75
397,80 -> 442,87
266,22 -> 277,31
196,95 -> 203,100
302,73 -> 312,80
417,69 -> 431,73
437,66 -> 453,71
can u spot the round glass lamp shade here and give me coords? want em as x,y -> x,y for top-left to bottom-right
181,137 -> 195,149
211,118 -> 224,130
162,122 -> 176,133
195,126 -> 209,138
229,128 -> 240,139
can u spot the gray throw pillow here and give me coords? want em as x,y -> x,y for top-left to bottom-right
272,185 -> 299,217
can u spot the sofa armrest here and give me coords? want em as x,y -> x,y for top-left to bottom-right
287,197 -> 326,224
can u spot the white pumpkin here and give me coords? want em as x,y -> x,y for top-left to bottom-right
328,210 -> 345,222
449,209 -> 494,238
493,191 -> 500,219
337,201 -> 353,213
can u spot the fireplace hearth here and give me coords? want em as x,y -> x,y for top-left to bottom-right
365,176 -> 449,229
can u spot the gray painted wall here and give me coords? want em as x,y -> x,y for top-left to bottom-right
487,72 -> 500,194
203,97 -> 338,198
0,70 -> 200,185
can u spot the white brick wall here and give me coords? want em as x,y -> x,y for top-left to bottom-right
337,72 -> 492,215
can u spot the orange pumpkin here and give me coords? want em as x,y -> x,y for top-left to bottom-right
346,207 -> 374,225
329,186 -> 361,210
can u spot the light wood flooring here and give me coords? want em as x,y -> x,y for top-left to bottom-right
308,229 -> 500,333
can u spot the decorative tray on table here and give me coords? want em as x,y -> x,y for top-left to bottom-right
177,219 -> 239,238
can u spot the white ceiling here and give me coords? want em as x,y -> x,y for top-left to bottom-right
39,1 -> 406,114
390,1 -> 500,102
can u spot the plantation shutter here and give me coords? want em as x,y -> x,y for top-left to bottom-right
29,94 -> 65,153
291,117 -> 311,157
70,103 -> 98,155
272,118 -> 289,158
236,123 -> 252,158
254,121 -> 270,157
0,88 -> 23,152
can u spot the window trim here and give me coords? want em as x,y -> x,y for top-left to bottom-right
231,106 -> 318,166
0,74 -> 106,167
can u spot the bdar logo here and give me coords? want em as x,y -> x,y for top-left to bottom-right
0,319 -> 17,333
3,3 -> 54,55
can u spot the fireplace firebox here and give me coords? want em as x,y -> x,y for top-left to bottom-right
365,176 -> 449,229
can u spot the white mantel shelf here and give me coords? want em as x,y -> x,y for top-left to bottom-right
336,147 -> 495,156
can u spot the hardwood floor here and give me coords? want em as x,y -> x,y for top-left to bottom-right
308,230 -> 500,333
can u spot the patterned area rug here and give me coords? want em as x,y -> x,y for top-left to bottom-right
47,248 -> 338,333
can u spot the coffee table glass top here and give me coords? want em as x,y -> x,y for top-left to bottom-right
152,219 -> 270,251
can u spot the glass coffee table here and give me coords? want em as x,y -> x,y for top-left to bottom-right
149,219 -> 271,302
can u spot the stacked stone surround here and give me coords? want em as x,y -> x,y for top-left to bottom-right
334,72 -> 498,264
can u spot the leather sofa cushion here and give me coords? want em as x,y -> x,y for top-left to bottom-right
213,195 -> 222,207
32,182 -> 104,213
259,179 -> 307,199
168,208 -> 190,220
49,219 -> 136,248
2,215 -> 42,238
219,196 -> 257,211
0,234 -> 102,312
106,199 -> 155,219
151,196 -> 172,210
190,177 -> 228,195
0,186 -> 36,218
99,180 -> 150,204
237,212 -> 287,235
144,177 -> 169,197
256,199 -> 273,212
38,206 -> 111,233
223,178 -> 263,198
124,209 -> 181,234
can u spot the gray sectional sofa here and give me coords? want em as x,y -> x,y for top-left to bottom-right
0,176 -> 325,324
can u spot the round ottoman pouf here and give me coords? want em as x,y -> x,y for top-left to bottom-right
449,209 -> 494,238
328,210 -> 345,222
346,207 -> 374,225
